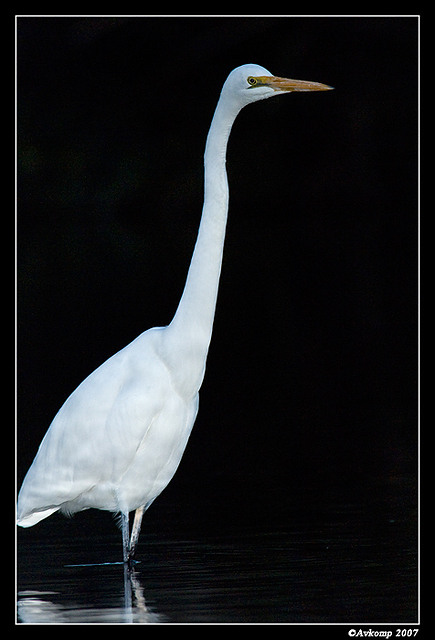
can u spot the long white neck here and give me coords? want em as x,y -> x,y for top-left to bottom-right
161,93 -> 241,397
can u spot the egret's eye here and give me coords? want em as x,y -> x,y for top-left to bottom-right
247,76 -> 257,86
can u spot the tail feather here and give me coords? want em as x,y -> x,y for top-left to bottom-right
17,507 -> 59,528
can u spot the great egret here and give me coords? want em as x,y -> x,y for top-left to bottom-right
17,64 -> 332,565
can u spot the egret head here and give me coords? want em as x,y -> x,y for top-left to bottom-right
221,64 -> 333,110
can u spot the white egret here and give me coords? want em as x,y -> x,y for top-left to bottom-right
17,64 -> 332,564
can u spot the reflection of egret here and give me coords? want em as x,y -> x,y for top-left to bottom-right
17,65 -> 332,564
124,568 -> 162,622
17,570 -> 162,622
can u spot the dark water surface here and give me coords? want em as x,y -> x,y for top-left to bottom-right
17,474 -> 417,624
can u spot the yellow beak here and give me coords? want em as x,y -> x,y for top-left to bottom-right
258,75 -> 334,92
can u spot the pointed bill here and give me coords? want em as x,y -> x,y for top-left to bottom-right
258,76 -> 334,92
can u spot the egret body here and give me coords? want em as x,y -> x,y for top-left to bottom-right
17,64 -> 332,563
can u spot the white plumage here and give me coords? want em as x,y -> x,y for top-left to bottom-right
17,64 -> 332,562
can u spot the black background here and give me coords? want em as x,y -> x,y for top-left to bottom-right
17,17 -> 418,507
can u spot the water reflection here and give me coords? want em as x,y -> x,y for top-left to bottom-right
17,476 -> 417,624
18,569 -> 164,623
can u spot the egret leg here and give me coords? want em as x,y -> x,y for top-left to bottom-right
121,511 -> 130,564
128,505 -> 145,562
